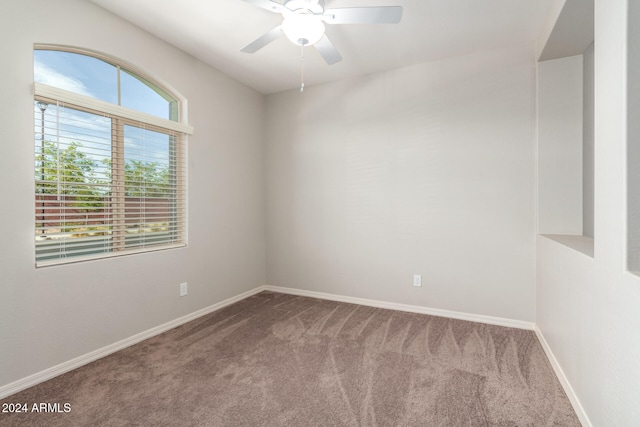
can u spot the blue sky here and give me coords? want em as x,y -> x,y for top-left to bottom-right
34,50 -> 173,170
34,50 -> 173,120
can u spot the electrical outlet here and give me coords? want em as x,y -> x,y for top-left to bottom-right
180,282 -> 188,297
413,274 -> 422,287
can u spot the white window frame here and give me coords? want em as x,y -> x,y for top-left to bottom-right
34,47 -> 193,267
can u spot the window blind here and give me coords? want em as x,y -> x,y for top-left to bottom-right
34,97 -> 186,266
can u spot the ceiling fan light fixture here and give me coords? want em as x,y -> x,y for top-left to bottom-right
282,12 -> 325,46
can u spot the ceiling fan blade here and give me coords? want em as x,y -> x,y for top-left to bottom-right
241,26 -> 283,53
240,0 -> 287,14
323,6 -> 403,24
314,34 -> 342,65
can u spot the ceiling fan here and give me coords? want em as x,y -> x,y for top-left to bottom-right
240,0 -> 403,65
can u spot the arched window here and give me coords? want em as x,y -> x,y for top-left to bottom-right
33,46 -> 193,266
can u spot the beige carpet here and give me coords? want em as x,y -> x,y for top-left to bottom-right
0,291 -> 580,426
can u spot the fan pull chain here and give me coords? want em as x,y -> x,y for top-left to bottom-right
300,44 -> 305,93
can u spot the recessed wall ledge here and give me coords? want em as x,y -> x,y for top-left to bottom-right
540,234 -> 594,258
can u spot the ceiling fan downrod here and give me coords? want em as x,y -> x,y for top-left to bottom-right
300,44 -> 305,92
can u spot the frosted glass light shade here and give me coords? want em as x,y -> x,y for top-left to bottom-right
282,13 -> 325,46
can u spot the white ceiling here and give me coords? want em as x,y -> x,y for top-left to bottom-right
91,0 -> 557,94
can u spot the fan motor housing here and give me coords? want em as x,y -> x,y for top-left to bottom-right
284,0 -> 325,14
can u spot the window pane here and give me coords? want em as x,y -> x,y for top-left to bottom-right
34,50 -> 118,104
35,102 -> 113,263
123,125 -> 177,249
121,69 -> 178,121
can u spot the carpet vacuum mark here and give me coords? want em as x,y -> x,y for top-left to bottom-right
0,291 -> 580,426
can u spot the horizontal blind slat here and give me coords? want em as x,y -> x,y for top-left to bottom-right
35,98 -> 187,265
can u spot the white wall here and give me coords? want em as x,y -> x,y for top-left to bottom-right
7,2 -> 637,422
537,55 -> 584,235
265,44 -> 537,321
0,0 -> 266,389
536,45 -> 595,240
537,0 -> 640,424
583,43 -> 595,238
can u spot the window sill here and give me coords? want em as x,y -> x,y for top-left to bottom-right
540,234 -> 594,258
35,243 -> 186,268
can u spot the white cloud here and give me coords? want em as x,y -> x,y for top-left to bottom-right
34,59 -> 93,97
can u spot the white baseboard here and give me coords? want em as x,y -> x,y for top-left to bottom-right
266,286 -> 592,423
534,326 -> 592,427
5,281 -> 580,427
264,285 -> 535,330
0,286 -> 267,400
